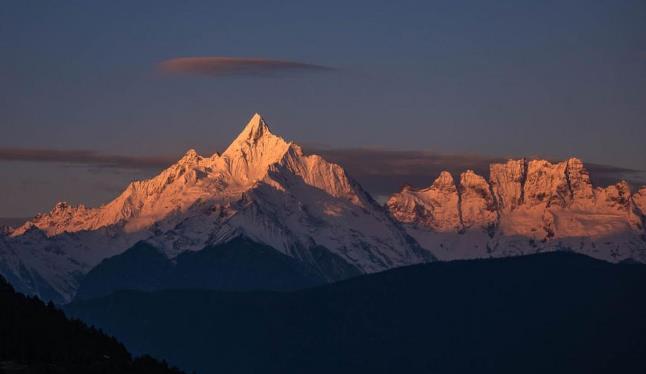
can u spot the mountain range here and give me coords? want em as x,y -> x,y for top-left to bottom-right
388,158 -> 646,261
1,114 -> 645,303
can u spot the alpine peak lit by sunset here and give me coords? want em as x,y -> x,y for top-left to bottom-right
1,2 -> 646,373
2,1 -> 645,218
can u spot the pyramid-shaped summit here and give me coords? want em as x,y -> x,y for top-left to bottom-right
4,113 -> 430,303
225,113 -> 271,149
222,113 -> 292,182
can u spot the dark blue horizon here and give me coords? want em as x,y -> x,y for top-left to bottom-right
1,0 -> 645,216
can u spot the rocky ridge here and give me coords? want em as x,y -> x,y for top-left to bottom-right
387,158 -> 646,262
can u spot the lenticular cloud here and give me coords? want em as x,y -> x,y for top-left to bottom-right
158,57 -> 333,77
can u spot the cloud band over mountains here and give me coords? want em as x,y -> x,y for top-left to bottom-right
1,147 -> 643,198
309,148 -> 646,198
158,57 -> 334,77
0,148 -> 173,170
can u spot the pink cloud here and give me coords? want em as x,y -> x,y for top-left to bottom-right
158,57 -> 333,77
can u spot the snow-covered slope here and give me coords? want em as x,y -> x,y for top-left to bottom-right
3,113 -> 644,303
1,114 -> 428,303
387,158 -> 646,262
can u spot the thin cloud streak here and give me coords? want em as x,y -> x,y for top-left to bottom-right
306,147 -> 646,196
0,148 -> 173,170
158,57 -> 334,77
0,148 -> 643,197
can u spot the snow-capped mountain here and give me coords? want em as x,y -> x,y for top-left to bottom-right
1,114 -> 429,303
3,113 -> 645,303
387,158 -> 646,262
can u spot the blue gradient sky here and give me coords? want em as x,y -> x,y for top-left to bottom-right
1,0 -> 645,216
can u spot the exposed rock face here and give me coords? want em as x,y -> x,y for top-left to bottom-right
387,158 -> 646,263
490,159 -> 526,212
459,170 -> 497,230
523,159 -> 569,208
567,158 -> 594,203
386,171 -> 460,232
633,187 -> 646,217
598,181 -> 633,212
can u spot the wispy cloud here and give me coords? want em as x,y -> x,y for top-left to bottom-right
307,147 -> 502,197
1,147 -> 642,197
305,147 -> 646,196
0,148 -> 173,170
158,57 -> 334,77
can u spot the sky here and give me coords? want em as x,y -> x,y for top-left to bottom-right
1,0 -> 646,217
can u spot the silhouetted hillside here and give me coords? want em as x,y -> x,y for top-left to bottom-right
67,252 -> 646,374
0,276 -> 184,374
75,237 -> 332,300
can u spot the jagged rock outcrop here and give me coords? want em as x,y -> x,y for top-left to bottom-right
386,172 -> 460,232
633,187 -> 646,217
459,170 -> 497,230
523,159 -> 570,207
386,169 -> 498,233
388,158 -> 646,262
489,159 -> 527,213
567,158 -> 595,203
